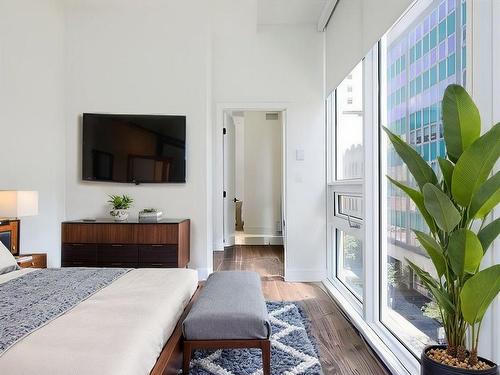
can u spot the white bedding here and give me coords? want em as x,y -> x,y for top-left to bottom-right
0,267 -> 198,375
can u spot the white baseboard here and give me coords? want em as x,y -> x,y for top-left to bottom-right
243,226 -> 276,235
285,268 -> 327,282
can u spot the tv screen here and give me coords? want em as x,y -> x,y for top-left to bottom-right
82,113 -> 186,183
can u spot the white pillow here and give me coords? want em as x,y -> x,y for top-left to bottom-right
0,241 -> 20,275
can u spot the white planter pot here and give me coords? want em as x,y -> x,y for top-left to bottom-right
110,209 -> 129,221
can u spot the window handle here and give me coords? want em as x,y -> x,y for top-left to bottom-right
347,215 -> 361,229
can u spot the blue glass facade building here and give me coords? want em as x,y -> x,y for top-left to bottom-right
386,0 -> 466,248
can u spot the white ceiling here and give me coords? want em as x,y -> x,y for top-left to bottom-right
257,0 -> 328,26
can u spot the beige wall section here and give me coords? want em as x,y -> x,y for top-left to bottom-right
0,0 -> 65,267
240,111 -> 282,235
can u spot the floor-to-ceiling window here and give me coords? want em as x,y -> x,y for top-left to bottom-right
325,0 -> 469,372
327,61 -> 365,305
380,0 -> 466,356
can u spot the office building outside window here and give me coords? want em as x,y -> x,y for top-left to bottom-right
381,0 -> 467,356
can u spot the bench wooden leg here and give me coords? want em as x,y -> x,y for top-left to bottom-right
261,340 -> 271,375
183,341 -> 192,374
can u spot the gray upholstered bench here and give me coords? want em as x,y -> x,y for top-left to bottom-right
182,271 -> 271,375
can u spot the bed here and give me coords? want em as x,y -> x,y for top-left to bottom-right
0,266 -> 198,375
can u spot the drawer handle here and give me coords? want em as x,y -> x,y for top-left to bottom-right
151,244 -> 164,247
111,244 -> 124,247
151,263 -> 163,266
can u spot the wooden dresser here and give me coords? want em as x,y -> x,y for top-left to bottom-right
61,219 -> 190,268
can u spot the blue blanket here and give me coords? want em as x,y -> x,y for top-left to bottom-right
0,268 -> 130,356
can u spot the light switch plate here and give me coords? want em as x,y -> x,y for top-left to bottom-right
295,149 -> 305,161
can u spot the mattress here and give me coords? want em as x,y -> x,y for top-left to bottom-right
0,267 -> 198,375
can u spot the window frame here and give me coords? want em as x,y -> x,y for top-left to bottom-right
323,1 -> 474,373
326,59 -> 367,312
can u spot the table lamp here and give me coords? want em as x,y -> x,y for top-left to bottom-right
0,191 -> 39,219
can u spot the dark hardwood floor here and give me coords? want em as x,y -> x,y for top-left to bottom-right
212,245 -> 389,375
213,245 -> 284,278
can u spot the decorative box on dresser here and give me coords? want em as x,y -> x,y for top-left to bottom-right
61,219 -> 190,268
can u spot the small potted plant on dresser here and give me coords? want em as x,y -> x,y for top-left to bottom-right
384,84 -> 500,375
108,194 -> 133,221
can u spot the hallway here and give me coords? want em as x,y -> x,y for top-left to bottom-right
213,245 -> 284,279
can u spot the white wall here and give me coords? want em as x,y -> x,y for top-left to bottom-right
470,0 -> 500,363
491,1 -> 500,363
63,0 -> 213,277
242,111 -> 282,235
0,0 -> 65,267
212,0 -> 326,281
0,0 -> 326,281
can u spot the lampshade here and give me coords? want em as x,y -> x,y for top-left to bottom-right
0,191 -> 39,218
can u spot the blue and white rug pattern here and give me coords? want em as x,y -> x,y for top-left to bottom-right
188,301 -> 322,375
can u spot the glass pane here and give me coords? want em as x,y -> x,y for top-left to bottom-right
336,62 -> 364,180
336,194 -> 363,220
336,230 -> 363,300
381,0 -> 466,356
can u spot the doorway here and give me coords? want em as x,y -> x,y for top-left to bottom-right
215,109 -> 286,279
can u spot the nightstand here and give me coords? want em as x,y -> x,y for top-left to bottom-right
16,253 -> 47,269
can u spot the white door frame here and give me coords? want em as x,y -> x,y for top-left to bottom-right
214,102 -> 288,275
222,112 -> 236,247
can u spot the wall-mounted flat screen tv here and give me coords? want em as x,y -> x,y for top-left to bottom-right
82,113 -> 186,183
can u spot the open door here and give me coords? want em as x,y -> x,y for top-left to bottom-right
223,112 -> 236,246
281,111 -> 287,250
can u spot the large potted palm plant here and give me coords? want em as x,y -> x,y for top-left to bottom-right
383,84 -> 500,375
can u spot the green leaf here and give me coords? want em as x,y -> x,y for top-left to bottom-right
477,217 -> 500,254
448,229 -> 483,276
452,123 -> 500,206
387,176 -> 437,233
469,172 -> 500,219
423,183 -> 461,233
442,84 -> 481,163
461,264 -> 500,324
438,157 -> 454,193
383,127 -> 438,190
407,260 -> 454,314
413,230 -> 446,278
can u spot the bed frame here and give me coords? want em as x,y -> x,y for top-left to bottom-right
150,286 -> 201,375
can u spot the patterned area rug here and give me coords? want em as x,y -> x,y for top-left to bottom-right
188,301 -> 322,375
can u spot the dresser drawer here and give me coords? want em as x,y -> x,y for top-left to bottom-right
97,245 -> 138,266
102,262 -> 137,268
138,262 -> 176,268
62,244 -> 97,267
138,245 -> 177,265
